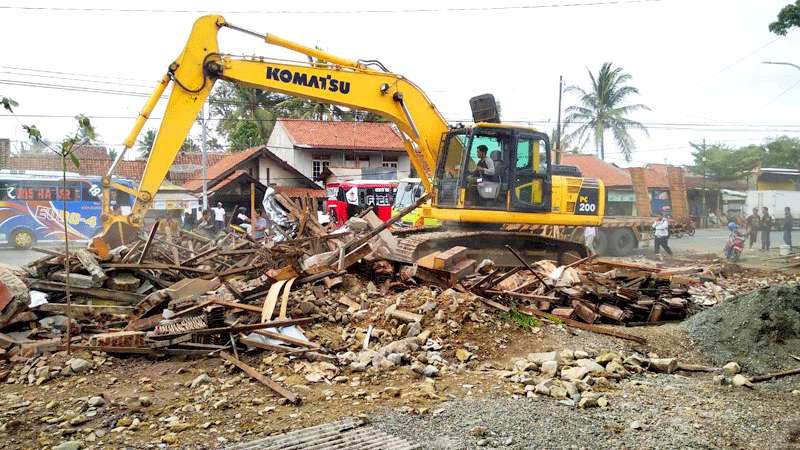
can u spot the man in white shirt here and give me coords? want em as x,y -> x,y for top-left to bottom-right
652,212 -> 673,256
211,202 -> 226,232
473,145 -> 496,178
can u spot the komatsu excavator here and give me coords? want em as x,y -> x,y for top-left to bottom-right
97,15 -> 605,264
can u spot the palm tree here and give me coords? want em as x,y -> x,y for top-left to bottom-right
564,63 -> 649,161
137,129 -> 199,157
137,129 -> 156,158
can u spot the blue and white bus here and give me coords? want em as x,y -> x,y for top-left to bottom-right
0,170 -> 135,249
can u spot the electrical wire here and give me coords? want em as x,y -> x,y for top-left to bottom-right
0,1 -> 666,15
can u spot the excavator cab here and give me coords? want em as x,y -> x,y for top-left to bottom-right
434,125 -> 551,213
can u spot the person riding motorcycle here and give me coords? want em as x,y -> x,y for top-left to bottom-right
725,221 -> 746,261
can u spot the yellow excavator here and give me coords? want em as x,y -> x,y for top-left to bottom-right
98,15 -> 605,264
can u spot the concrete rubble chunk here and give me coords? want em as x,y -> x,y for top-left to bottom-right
527,351 -> 558,365
53,441 -> 82,450
576,358 -> 605,373
722,361 -> 741,376
190,373 -> 212,389
732,374 -> 753,388
595,351 -> 620,365
561,366 -> 590,381
648,357 -> 678,374
540,360 -> 558,379
68,358 -> 92,374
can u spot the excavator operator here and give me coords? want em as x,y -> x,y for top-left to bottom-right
473,145 -> 497,180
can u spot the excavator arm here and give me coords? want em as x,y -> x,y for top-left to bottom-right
99,15 -> 450,249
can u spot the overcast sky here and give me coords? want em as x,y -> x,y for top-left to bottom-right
1,0 -> 798,167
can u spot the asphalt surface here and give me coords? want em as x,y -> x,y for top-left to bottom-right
651,227 -> 799,256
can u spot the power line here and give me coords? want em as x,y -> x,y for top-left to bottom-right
0,65 -> 154,83
0,1 -> 666,15
763,78 -> 800,108
6,67 -> 800,129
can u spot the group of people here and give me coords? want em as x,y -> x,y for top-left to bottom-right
743,206 -> 793,250
185,202 -> 272,239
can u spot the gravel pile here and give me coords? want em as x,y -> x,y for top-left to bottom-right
684,284 -> 800,373
374,375 -> 800,449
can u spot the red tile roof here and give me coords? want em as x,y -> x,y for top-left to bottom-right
279,119 -> 404,152
209,170 -> 251,193
183,147 -> 263,191
6,149 -> 228,185
561,154 -> 632,187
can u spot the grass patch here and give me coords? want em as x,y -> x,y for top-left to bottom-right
501,309 -> 542,331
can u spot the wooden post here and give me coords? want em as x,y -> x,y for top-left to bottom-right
250,182 -> 256,239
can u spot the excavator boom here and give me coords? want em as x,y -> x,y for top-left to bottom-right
99,15 -> 449,248
98,15 -> 603,264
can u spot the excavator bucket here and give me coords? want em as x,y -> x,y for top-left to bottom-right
92,220 -> 139,256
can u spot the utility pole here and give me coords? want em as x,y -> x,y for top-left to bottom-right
555,75 -> 563,165
200,101 -> 209,210
700,139 -> 707,228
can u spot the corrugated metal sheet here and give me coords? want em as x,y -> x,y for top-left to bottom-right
226,417 -> 419,450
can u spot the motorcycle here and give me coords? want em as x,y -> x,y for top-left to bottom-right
724,233 -> 745,262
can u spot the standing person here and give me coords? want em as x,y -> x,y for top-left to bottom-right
211,202 -> 226,232
760,207 -> 773,251
745,208 -> 760,249
652,212 -> 673,256
255,209 -> 269,239
583,226 -> 597,253
784,206 -> 793,248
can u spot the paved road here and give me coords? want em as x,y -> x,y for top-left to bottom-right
0,243 -> 88,269
644,227 -> 799,257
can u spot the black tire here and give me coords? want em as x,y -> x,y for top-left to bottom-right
10,228 -> 36,249
609,228 -> 638,257
593,228 -> 610,255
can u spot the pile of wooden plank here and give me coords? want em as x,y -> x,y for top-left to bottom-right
469,256 -> 705,326
0,194 -> 425,401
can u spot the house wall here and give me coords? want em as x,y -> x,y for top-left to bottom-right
757,180 -> 796,191
257,157 -> 306,188
266,123 -> 296,167
266,123 -> 410,180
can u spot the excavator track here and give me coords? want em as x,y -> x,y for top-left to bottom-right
393,230 -> 589,266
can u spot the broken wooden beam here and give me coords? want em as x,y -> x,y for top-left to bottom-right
750,367 -> 800,383
75,249 -> 107,286
28,280 -> 144,304
517,306 -> 646,344
137,219 -> 160,264
219,351 -> 299,404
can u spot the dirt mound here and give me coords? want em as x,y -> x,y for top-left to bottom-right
684,284 -> 800,373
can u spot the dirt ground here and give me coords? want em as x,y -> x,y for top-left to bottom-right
2,249 -> 799,449
2,315 -> 798,449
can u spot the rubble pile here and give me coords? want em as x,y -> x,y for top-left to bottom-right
1,185 -> 798,410
469,256 -> 718,326
496,348 -> 681,408
0,192 -> 408,402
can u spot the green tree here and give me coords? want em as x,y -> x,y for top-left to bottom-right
690,142 -> 761,183
564,62 -> 650,161
136,129 -> 156,158
770,1 -> 800,35
136,129 -> 201,157
760,135 -> 800,169
210,82 -> 283,151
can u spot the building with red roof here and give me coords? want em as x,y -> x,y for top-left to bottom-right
267,119 -> 410,181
